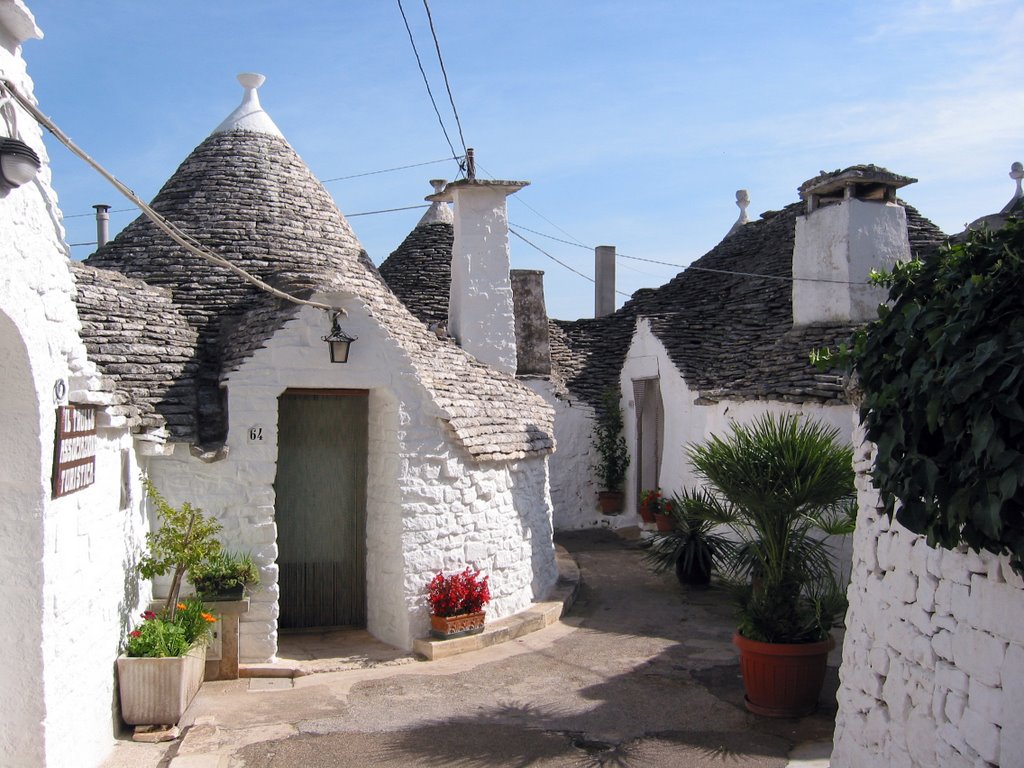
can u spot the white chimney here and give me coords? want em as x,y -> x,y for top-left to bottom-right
428,160 -> 528,375
792,165 -> 915,326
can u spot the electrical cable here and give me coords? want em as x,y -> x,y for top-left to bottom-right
510,222 -> 592,250
0,77 -> 343,315
321,156 -> 458,183
396,0 -> 463,170
64,206 -> 136,219
511,226 -> 627,297
421,0 -> 467,156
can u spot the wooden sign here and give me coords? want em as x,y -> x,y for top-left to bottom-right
53,405 -> 96,498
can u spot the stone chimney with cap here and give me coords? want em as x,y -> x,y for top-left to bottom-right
428,151 -> 528,375
792,164 -> 915,326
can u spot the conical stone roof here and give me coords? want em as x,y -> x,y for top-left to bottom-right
84,76 -> 553,459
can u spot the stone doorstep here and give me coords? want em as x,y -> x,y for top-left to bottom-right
238,544 -> 582,676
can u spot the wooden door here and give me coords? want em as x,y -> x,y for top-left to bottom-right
275,390 -> 368,629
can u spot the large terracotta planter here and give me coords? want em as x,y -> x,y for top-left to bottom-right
598,490 -> 624,515
732,632 -> 832,717
116,644 -> 207,725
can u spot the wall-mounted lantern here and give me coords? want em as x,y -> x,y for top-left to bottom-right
322,311 -> 356,363
0,138 -> 41,188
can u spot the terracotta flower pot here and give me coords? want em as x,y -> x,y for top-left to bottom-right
638,499 -> 657,524
430,611 -> 486,639
654,513 -> 674,532
732,632 -> 832,717
598,490 -> 624,515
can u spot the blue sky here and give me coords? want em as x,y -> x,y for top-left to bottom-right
24,1 -> 1023,321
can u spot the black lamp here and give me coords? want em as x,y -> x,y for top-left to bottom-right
322,312 -> 356,363
0,138 -> 41,187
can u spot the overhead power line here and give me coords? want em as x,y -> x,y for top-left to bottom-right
422,0 -> 467,157
396,0 -> 463,169
321,156 -> 458,184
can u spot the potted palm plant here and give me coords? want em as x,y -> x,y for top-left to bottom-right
685,414 -> 855,717
594,389 -> 629,514
643,489 -> 735,586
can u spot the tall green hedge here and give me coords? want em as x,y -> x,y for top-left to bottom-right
853,217 -> 1024,572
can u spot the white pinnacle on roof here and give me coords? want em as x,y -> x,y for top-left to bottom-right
727,189 -> 750,236
417,179 -> 454,226
1001,161 -> 1023,214
212,73 -> 284,137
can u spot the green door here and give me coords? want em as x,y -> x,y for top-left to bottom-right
275,390 -> 368,629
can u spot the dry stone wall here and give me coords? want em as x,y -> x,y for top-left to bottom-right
833,422 -> 1024,767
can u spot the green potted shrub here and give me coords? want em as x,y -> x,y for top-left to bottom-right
118,480 -> 223,726
685,414 -> 855,717
137,478 -> 223,617
190,550 -> 259,601
594,388 -> 630,514
643,489 -> 735,586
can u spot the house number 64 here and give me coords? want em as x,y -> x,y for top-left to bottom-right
248,426 -> 264,442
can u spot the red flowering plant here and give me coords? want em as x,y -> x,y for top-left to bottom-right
124,597 -> 217,658
639,488 -> 672,517
426,568 -> 491,618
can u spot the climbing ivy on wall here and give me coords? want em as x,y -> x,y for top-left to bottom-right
852,217 -> 1024,572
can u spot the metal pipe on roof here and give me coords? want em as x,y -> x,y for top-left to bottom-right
93,204 -> 110,247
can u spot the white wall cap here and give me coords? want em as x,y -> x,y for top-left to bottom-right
212,73 -> 284,137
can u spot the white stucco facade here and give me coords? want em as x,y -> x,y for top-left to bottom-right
833,422 -> 1024,767
148,295 -> 557,656
525,380 -> 604,531
1,5 -> 149,765
792,199 -> 910,325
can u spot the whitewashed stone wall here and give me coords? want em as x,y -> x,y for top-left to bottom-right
1,5 -> 149,766
149,295 -> 557,656
525,379 -> 606,531
833,423 -> 1024,767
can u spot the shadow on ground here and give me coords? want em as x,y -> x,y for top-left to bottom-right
231,529 -> 838,768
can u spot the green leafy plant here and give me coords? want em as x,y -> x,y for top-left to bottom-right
686,414 -> 856,643
593,388 -> 629,491
190,550 -> 259,598
124,597 -> 217,658
138,478 -> 222,619
643,489 -> 735,583
821,218 -> 1024,572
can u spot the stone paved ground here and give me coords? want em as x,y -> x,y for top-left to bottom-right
105,529 -> 838,767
